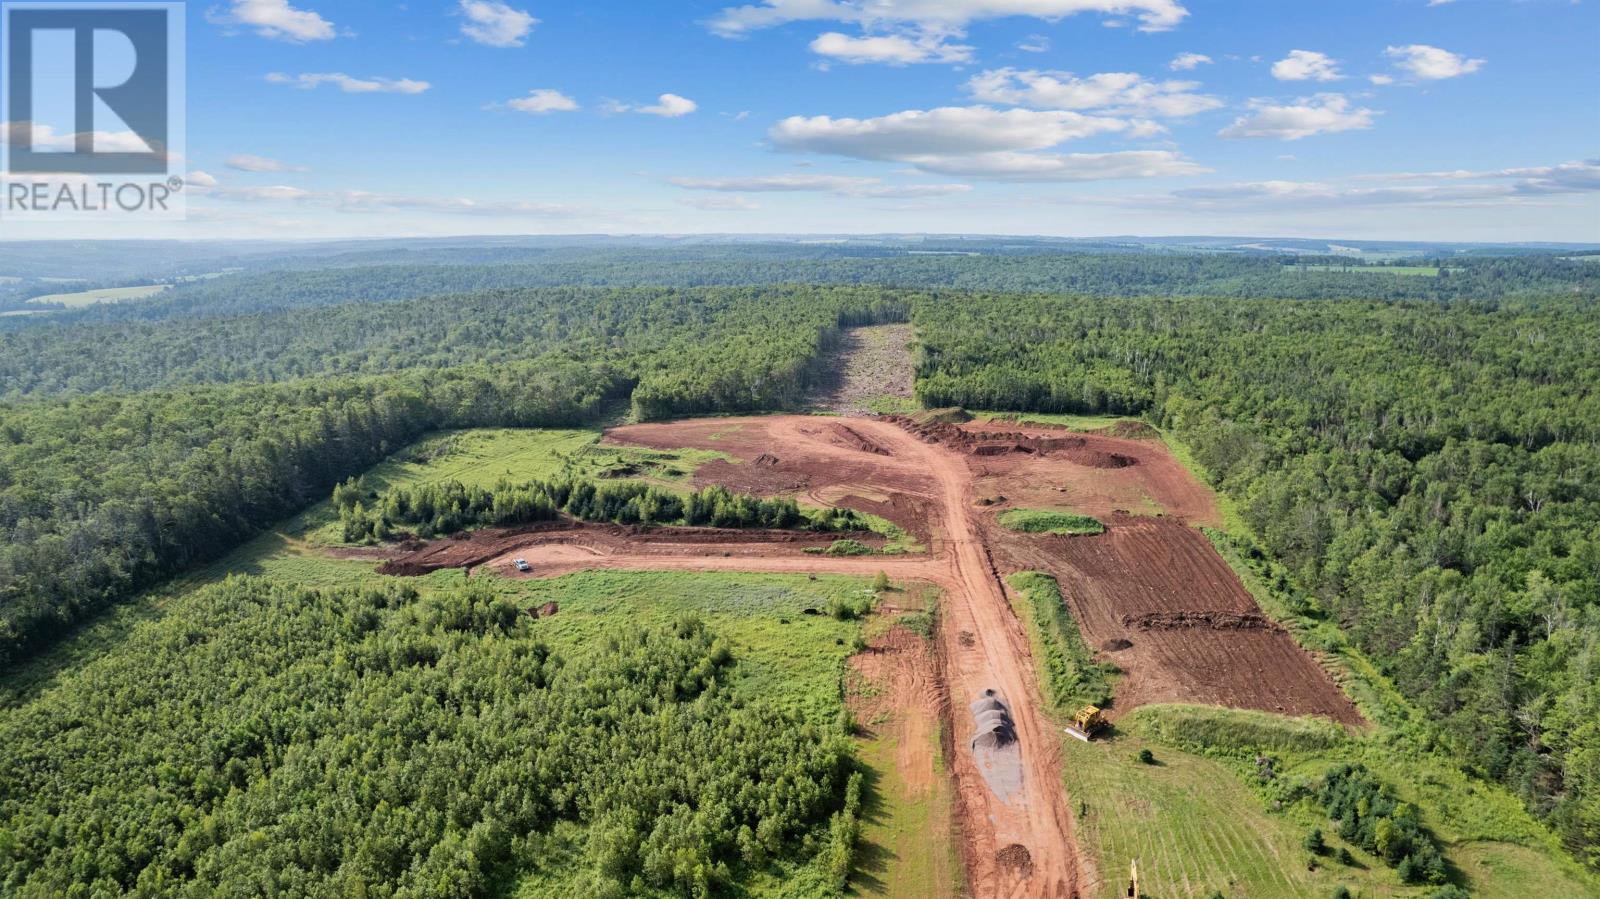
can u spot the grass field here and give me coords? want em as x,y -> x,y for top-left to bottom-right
26,283 -> 170,307
997,509 -> 1106,536
1283,264 -> 1450,277
974,410 -> 1132,431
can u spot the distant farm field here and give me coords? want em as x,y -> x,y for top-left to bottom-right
27,283 -> 170,307
1282,264 -> 1451,277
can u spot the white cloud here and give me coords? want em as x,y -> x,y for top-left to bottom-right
771,106 -> 1133,159
1385,44 -> 1484,80
186,171 -> 219,188
609,94 -> 698,117
209,183 -> 584,216
810,31 -> 972,64
1271,50 -> 1343,82
1169,52 -> 1211,71
681,195 -> 762,211
768,106 -> 1204,181
208,0 -> 335,42
710,0 -> 1190,36
1219,94 -> 1376,140
911,149 -> 1208,181
1354,159 -> 1600,195
266,72 -> 431,94
0,122 -> 156,154
459,0 -> 538,48
507,89 -> 579,113
226,153 -> 305,172
1018,34 -> 1051,53
1369,74 -> 1394,86
669,173 -> 973,197
965,68 -> 1223,118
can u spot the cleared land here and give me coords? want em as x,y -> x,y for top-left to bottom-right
816,324 -> 919,415
352,412 -> 1366,896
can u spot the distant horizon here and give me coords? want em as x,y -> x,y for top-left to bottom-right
2,232 -> 1598,249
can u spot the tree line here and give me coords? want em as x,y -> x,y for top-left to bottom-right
335,477 -> 867,543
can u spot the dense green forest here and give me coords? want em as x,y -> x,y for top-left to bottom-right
912,292 -> 1600,868
0,577 -> 860,896
0,286 -> 909,399
3,251 -> 1592,325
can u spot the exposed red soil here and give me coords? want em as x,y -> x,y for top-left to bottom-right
375,520 -> 885,577
346,413 -> 1363,897
992,514 -> 1362,725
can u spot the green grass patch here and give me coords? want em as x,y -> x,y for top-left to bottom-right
1284,264 -> 1451,277
973,410 -> 1128,431
1127,704 -> 1352,757
27,283 -> 169,307
997,509 -> 1106,536
1005,572 -> 1112,712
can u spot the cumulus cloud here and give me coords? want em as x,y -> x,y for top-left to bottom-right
810,30 -> 972,64
266,72 -> 431,93
459,0 -> 538,47
770,106 -> 1132,159
965,68 -> 1223,118
506,89 -> 579,113
608,94 -> 698,117
1018,34 -> 1051,53
1219,94 -> 1375,140
669,173 -> 973,197
1385,44 -> 1484,79
1271,50 -> 1343,82
207,0 -> 335,42
1169,52 -> 1211,71
225,153 -> 305,172
709,0 -> 1190,36
767,106 -> 1205,181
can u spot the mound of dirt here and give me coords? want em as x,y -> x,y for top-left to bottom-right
829,423 -> 892,456
1096,420 -> 1160,440
1060,449 -> 1137,469
994,844 -> 1034,879
752,453 -> 780,467
914,407 -> 973,424
1123,611 -> 1282,632
1101,638 -> 1134,652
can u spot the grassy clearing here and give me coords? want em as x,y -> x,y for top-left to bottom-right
973,410 -> 1130,431
1104,704 -> 1600,899
997,509 -> 1106,536
27,283 -> 169,307
1005,572 -> 1113,712
1283,264 -> 1451,277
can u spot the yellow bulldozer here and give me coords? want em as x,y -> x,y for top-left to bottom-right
1065,705 -> 1107,742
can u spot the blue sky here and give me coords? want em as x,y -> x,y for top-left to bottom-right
41,0 -> 1600,239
